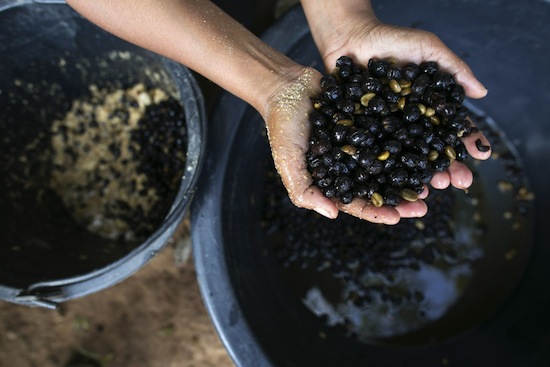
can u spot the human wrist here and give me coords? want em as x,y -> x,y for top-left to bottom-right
301,0 -> 377,63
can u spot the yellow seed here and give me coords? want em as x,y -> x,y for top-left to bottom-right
425,107 -> 436,117
444,145 -> 457,160
517,187 -> 535,201
336,118 -> 353,126
353,103 -> 362,114
497,180 -> 514,193
430,115 -> 440,125
389,79 -> 402,93
341,145 -> 357,156
414,220 -> 425,230
399,188 -> 419,202
399,80 -> 412,88
371,192 -> 384,207
313,101 -> 323,109
428,150 -> 439,161
417,104 -> 426,115
397,97 -> 406,110
360,93 -> 376,106
400,87 -> 412,96
377,150 -> 390,161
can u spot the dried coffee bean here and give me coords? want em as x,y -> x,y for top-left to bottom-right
399,188 -> 419,202
370,192 -> 384,207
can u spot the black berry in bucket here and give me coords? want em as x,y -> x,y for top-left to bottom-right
306,56 -> 481,207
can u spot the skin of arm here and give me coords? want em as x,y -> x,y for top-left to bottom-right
66,0 -> 490,224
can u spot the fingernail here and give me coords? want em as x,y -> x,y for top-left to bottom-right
314,207 -> 334,219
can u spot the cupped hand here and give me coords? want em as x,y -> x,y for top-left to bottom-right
265,67 -> 429,225
318,18 -> 491,193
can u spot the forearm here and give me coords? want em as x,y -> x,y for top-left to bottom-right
66,0 -> 302,118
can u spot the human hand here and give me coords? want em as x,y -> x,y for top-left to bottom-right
301,0 -> 491,201
265,67 -> 429,224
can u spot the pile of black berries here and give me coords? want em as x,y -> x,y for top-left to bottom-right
306,56 -> 479,206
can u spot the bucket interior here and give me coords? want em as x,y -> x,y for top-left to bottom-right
0,4 -> 197,291
192,2 -> 550,366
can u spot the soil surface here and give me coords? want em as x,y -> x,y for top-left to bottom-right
0,241 -> 234,367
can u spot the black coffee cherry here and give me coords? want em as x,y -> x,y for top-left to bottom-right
335,176 -> 353,193
336,55 -> 354,68
320,74 -> 337,90
449,84 -> 466,104
324,85 -> 343,101
403,62 -> 420,80
345,83 -> 364,100
358,151 -> 376,168
368,59 -> 390,77
411,74 -> 430,95
401,152 -> 421,168
388,168 -> 408,187
386,66 -> 402,81
475,138 -> 491,152
367,160 -> 384,175
432,156 -> 451,172
310,137 -> 331,156
332,124 -> 348,143
455,142 -> 468,161
362,77 -> 383,93
419,61 -> 439,74
309,110 -> 328,127
382,140 -> 402,154
368,96 -> 386,113
431,71 -> 455,90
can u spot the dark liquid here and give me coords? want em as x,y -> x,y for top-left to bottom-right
262,104 -> 534,345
